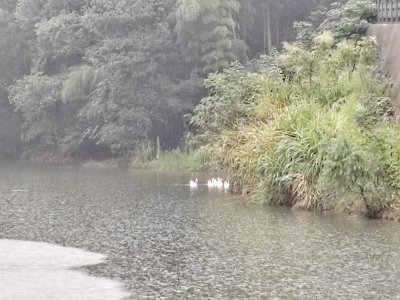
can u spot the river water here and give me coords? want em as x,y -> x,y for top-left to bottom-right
0,162 -> 400,299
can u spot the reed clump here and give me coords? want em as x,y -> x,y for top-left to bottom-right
210,34 -> 400,214
132,141 -> 214,172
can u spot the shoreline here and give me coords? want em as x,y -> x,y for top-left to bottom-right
6,156 -> 400,223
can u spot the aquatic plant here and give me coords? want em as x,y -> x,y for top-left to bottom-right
132,142 -> 214,172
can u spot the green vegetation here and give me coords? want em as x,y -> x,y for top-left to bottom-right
2,0 -> 399,217
0,0 -> 343,160
132,141 -> 213,171
186,0 -> 400,217
212,37 -> 396,212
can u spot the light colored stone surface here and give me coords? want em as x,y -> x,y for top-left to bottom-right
0,240 -> 129,300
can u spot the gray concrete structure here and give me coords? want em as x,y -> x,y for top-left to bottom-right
368,24 -> 400,113
377,0 -> 400,23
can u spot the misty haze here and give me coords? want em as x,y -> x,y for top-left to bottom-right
1,0 -> 400,299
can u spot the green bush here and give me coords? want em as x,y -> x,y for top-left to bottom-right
132,142 -> 214,172
319,0 -> 376,41
206,34 -> 399,213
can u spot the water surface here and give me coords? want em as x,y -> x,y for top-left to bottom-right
1,162 -> 400,299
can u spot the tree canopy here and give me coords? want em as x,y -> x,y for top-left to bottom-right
0,0 -> 353,160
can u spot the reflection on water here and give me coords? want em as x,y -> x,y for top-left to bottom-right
0,240 -> 129,299
1,162 -> 400,299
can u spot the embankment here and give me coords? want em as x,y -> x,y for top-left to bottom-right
368,24 -> 400,113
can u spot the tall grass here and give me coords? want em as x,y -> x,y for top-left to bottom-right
132,141 -> 214,172
211,35 -> 400,214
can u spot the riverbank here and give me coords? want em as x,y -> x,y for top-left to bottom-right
17,146 -> 213,172
179,24 -> 400,222
185,30 -> 400,221
13,148 -> 400,222
14,27 -> 400,222
130,145 -> 214,172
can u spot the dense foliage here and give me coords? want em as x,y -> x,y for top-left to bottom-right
0,0 -> 343,160
189,0 -> 400,215
2,0 -> 396,216
212,37 -> 396,212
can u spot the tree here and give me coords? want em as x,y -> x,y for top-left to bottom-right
319,0 -> 376,41
9,0 -> 194,158
176,0 -> 247,74
8,74 -> 61,156
0,2 -> 31,157
2,0 -> 354,161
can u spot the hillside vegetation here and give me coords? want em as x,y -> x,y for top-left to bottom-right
184,0 -> 400,217
0,0 -> 340,160
3,0 -> 398,217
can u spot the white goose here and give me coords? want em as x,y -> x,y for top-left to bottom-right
223,179 -> 230,190
207,178 -> 214,188
215,178 -> 223,189
189,178 -> 198,188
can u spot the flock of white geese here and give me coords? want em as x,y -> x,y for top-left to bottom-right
189,178 -> 229,190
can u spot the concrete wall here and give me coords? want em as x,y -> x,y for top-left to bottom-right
368,24 -> 400,113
